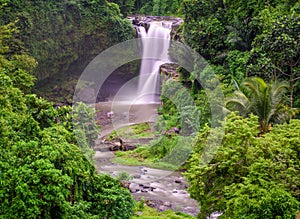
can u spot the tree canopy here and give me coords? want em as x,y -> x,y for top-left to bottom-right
226,77 -> 297,133
0,22 -> 134,218
185,113 -> 300,219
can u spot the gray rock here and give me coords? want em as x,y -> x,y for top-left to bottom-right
142,184 -> 150,189
174,179 -> 182,184
163,201 -> 172,207
132,174 -> 141,179
129,183 -> 140,193
150,186 -> 156,191
158,205 -> 168,212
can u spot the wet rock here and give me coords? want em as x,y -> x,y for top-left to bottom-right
132,174 -> 141,179
143,184 -> 150,189
132,17 -> 139,25
174,179 -> 182,184
147,200 -> 157,208
129,183 -> 140,193
163,201 -> 172,207
158,205 -> 168,212
123,144 -> 137,151
110,144 -> 120,151
150,186 -> 156,191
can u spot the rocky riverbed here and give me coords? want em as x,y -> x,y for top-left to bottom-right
94,151 -> 200,216
93,102 -> 222,218
93,101 -> 200,216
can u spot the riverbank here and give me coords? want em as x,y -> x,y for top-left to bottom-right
94,101 -> 199,216
94,151 -> 200,216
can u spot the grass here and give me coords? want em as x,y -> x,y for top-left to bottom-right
112,135 -> 191,171
112,148 -> 180,171
133,202 -> 196,219
107,122 -> 156,140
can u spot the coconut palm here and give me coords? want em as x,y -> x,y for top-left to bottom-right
226,77 -> 297,134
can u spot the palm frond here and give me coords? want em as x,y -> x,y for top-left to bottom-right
226,77 -> 294,134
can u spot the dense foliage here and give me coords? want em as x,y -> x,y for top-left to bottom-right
185,113 -> 300,218
109,0 -> 184,16
0,0 -> 133,80
182,0 -> 300,108
1,0 -> 300,218
0,23 -> 134,218
177,1 -> 300,217
226,77 -> 297,133
122,0 -> 300,218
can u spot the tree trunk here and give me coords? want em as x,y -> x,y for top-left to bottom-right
289,66 -> 294,108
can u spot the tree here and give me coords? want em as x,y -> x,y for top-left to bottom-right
108,0 -> 135,17
0,22 -> 135,218
185,113 -> 300,218
226,77 -> 296,133
225,181 -> 300,219
248,14 -> 300,108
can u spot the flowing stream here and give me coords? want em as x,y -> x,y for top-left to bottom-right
93,18 -> 208,217
94,150 -> 200,216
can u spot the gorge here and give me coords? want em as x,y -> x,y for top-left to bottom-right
3,0 -> 300,218
92,16 -> 203,217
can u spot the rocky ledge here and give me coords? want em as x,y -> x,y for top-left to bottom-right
129,15 -> 184,40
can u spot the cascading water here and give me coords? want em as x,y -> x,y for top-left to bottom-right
109,20 -> 173,129
136,21 -> 172,103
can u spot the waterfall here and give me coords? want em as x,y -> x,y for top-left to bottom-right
136,21 -> 172,103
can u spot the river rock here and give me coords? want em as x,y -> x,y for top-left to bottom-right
142,184 -> 150,189
132,174 -> 141,179
158,205 -> 168,212
174,178 -> 182,184
129,183 -> 140,193
123,144 -> 137,151
110,144 -> 120,151
150,186 -> 156,191
163,201 -> 172,207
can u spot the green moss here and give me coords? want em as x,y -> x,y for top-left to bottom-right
133,203 -> 195,219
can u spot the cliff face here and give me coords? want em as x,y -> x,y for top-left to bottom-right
0,0 -> 136,104
0,0 -> 134,80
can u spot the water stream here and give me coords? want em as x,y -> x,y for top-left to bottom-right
94,150 -> 200,216
94,19 -> 204,217
136,21 -> 172,103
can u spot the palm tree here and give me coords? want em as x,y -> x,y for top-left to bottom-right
226,77 -> 297,134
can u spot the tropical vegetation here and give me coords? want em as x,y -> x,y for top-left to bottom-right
1,0 -> 300,218
0,2 -> 135,218
225,77 -> 297,134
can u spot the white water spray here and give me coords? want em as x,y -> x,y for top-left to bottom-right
136,21 -> 172,103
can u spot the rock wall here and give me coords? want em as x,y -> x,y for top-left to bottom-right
129,15 -> 183,40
